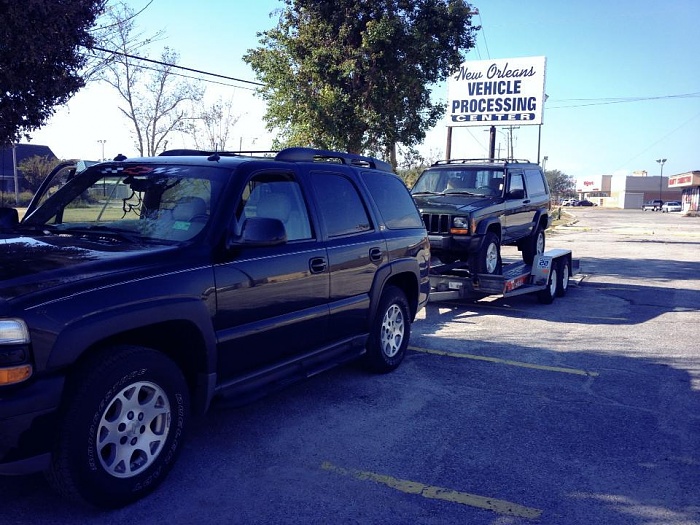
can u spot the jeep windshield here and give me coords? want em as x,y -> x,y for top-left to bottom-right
412,168 -> 505,197
21,163 -> 225,243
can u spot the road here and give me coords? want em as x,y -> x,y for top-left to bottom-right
2,208 -> 699,524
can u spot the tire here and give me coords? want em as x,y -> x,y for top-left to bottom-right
469,232 -> 502,275
364,286 -> 410,373
555,257 -> 570,297
537,264 -> 558,304
521,226 -> 545,266
46,346 -> 190,508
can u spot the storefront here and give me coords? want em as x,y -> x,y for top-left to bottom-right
668,171 -> 700,216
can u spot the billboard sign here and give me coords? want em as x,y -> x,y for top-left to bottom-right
447,56 -> 547,127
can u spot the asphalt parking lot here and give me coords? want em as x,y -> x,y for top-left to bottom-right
2,208 -> 699,524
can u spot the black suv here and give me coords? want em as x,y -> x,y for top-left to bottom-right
411,158 -> 551,274
0,147 -> 430,507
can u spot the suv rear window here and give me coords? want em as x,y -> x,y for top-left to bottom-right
361,172 -> 423,229
311,172 -> 372,237
524,168 -> 548,197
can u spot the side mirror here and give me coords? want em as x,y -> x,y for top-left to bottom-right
229,217 -> 287,248
0,207 -> 19,231
507,188 -> 525,200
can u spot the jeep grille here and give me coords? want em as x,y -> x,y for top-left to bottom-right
422,213 -> 450,234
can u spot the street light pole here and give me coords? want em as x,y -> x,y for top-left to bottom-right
97,139 -> 106,161
656,158 -> 667,201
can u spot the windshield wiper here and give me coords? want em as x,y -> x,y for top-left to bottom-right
56,225 -> 145,243
411,191 -> 442,195
444,190 -> 480,196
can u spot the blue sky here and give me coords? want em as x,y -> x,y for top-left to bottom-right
30,0 -> 699,180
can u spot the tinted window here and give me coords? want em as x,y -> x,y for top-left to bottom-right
311,172 -> 372,237
361,172 -> 423,229
237,173 -> 313,241
525,168 -> 548,197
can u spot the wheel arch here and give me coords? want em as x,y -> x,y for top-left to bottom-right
368,260 -> 420,327
49,301 -> 217,415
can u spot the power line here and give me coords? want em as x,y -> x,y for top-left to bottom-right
91,46 -> 264,87
548,92 -> 700,109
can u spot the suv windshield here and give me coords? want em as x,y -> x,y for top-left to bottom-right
22,163 -> 225,243
412,168 -> 505,197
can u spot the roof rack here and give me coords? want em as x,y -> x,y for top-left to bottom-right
159,149 -> 277,158
275,147 -> 394,173
432,158 -> 532,166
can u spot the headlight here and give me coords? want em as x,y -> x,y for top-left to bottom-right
451,216 -> 470,234
0,319 -> 30,344
0,319 -> 32,386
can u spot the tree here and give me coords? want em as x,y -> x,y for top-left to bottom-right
185,97 -> 241,151
0,0 -> 106,145
545,169 -> 576,200
244,0 -> 478,165
96,3 -> 203,156
17,155 -> 63,193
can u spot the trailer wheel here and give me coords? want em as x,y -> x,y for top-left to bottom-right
537,265 -> 557,304
556,258 -> 570,297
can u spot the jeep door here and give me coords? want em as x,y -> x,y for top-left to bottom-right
309,170 -> 387,341
503,170 -> 535,242
213,170 -> 330,376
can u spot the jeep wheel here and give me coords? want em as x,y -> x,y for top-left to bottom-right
522,226 -> 545,265
470,232 -> 502,275
364,286 -> 410,373
46,346 -> 190,508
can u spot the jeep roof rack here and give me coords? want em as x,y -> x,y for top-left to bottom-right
432,158 -> 532,166
275,147 -> 394,173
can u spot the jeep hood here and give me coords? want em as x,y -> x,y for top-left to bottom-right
411,193 -> 501,212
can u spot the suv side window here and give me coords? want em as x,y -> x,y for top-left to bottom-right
361,172 -> 423,229
507,171 -> 525,197
311,172 -> 372,237
524,168 -> 548,197
237,173 -> 313,241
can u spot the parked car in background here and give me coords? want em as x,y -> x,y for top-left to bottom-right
661,201 -> 682,213
642,199 -> 664,211
577,199 -> 596,207
561,198 -> 578,206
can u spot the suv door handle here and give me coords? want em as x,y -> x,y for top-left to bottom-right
369,247 -> 383,262
309,257 -> 327,274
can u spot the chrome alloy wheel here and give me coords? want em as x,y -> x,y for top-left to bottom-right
97,381 -> 171,478
380,304 -> 405,358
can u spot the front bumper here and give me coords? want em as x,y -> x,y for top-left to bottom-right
0,375 -> 64,474
428,234 -> 483,256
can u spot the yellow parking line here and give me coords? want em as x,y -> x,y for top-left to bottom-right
321,461 -> 542,519
409,346 -> 599,377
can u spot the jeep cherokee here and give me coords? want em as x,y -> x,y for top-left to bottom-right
411,158 -> 551,274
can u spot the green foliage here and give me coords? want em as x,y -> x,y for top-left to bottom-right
0,0 -> 106,144
545,169 -> 576,198
244,0 -> 479,161
17,155 -> 63,192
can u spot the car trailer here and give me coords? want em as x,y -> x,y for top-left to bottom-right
428,249 -> 581,304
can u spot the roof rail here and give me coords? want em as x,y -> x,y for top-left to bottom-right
432,158 -> 532,166
275,147 -> 394,173
159,149 -> 278,158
